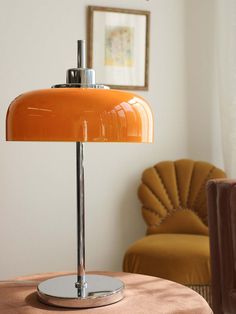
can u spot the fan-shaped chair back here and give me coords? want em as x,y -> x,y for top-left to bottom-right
138,159 -> 226,235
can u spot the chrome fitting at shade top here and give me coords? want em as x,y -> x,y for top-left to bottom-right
53,39 -> 107,89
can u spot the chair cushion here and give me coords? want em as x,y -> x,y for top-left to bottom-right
146,209 -> 209,236
123,233 -> 210,285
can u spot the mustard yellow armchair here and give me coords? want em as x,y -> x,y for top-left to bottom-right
123,159 -> 226,303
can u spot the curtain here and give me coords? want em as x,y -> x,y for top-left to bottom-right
216,0 -> 236,176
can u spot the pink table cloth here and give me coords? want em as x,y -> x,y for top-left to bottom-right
0,271 -> 212,314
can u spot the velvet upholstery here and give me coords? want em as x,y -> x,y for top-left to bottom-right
207,179 -> 236,314
0,271 -> 213,314
123,159 -> 226,302
123,234 -> 210,285
138,159 -> 225,234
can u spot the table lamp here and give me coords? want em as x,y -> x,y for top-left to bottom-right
6,40 -> 153,308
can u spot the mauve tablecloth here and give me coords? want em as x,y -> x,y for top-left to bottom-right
0,271 -> 213,314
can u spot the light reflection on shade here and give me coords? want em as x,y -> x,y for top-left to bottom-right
128,97 -> 153,143
6,88 -> 153,143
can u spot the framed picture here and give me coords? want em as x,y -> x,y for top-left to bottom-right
87,6 -> 150,90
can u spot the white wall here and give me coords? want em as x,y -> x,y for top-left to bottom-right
0,0 -> 188,279
185,0 -> 224,167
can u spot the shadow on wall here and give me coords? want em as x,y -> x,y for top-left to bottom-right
116,174 -> 146,271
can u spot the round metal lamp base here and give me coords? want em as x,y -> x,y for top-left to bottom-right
37,274 -> 124,308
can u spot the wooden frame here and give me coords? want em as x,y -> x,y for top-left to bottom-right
87,6 -> 150,90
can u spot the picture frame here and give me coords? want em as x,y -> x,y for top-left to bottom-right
87,6 -> 150,90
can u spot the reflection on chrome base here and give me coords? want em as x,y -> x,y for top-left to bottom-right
37,274 -> 124,308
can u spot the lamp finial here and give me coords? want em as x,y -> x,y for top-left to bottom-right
77,40 -> 86,68
66,39 -> 95,85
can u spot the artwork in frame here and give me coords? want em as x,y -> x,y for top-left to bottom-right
87,6 -> 150,90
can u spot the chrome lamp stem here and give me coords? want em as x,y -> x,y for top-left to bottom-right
75,142 -> 87,292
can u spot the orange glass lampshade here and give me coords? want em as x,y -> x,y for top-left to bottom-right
6,88 -> 153,143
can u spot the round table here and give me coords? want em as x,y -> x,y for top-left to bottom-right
0,271 -> 212,314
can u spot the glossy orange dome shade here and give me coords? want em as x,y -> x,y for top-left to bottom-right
6,88 -> 153,142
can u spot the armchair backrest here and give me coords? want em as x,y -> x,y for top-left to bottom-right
138,159 -> 226,235
207,179 -> 236,314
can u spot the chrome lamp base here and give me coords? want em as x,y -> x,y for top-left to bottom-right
37,274 -> 124,308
